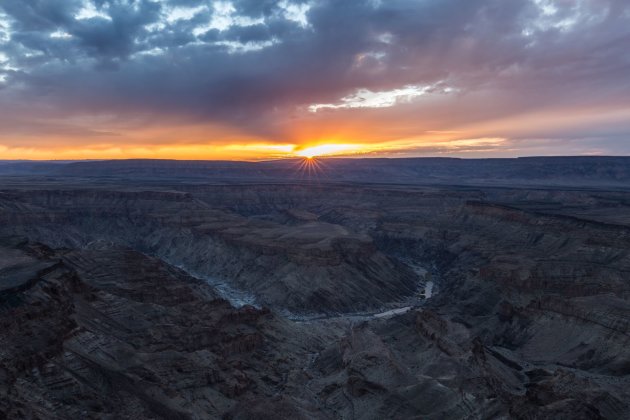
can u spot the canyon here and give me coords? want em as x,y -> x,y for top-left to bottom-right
1,157 -> 630,419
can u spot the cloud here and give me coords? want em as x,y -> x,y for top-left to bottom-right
0,0 -> 629,157
308,82 -> 457,112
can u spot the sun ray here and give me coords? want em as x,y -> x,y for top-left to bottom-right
291,155 -> 329,181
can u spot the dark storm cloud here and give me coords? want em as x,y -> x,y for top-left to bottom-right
2,0 -> 161,61
0,0 -> 629,145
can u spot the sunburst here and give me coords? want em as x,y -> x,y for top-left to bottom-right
293,156 -> 328,180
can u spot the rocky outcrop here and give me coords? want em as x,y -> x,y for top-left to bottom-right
0,240 -> 321,419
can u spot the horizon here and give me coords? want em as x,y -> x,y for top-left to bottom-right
2,154 -> 630,164
1,1 -> 630,159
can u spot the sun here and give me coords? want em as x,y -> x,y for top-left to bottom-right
295,143 -> 359,159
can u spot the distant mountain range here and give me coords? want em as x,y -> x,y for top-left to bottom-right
1,156 -> 630,187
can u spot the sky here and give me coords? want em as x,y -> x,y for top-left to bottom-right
0,0 -> 629,160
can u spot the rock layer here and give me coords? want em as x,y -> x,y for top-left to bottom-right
1,179 -> 630,419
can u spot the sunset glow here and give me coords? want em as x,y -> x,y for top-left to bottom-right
0,0 -> 629,160
295,144 -> 364,159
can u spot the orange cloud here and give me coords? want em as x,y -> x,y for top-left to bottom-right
2,100 -> 630,160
